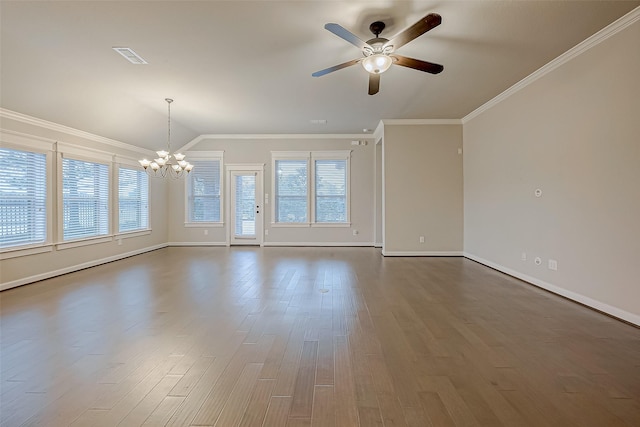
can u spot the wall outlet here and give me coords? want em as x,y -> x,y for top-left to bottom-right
117,239 -> 122,246
521,252 -> 527,261
419,236 -> 425,243
534,257 -> 542,266
352,229 -> 358,236
204,229 -> 208,236
264,229 -> 269,235
548,259 -> 558,271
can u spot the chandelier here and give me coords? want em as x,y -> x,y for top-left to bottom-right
139,98 -> 193,178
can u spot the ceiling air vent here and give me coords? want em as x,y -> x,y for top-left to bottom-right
112,47 -> 147,64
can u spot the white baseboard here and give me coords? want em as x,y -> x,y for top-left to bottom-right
463,252 -> 640,327
168,242 -> 228,247
382,250 -> 463,257
262,242 -> 375,247
0,243 -> 168,291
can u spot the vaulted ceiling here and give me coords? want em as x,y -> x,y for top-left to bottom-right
1,1 -> 638,150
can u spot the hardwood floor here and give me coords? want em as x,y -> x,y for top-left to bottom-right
1,247 -> 639,426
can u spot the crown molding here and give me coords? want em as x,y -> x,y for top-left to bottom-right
0,108 -> 154,156
380,119 -> 461,125
179,133 -> 374,152
462,6 -> 640,124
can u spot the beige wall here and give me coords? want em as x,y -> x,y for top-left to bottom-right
383,124 -> 463,254
168,137 -> 375,245
0,116 -> 168,289
463,19 -> 640,322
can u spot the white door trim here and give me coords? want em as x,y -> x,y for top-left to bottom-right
226,164 -> 265,246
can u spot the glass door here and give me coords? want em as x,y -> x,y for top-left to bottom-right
229,168 -> 262,245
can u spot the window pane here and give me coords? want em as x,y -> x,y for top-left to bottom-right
0,148 -> 47,248
234,175 -> 256,236
275,160 -> 307,222
315,159 -> 346,222
118,167 -> 149,232
62,158 -> 109,240
188,160 -> 221,222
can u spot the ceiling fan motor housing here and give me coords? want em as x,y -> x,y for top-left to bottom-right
369,21 -> 386,37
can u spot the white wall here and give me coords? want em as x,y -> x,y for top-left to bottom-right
463,17 -> 640,324
0,114 -> 168,289
374,140 -> 382,247
168,137 -> 375,246
383,123 -> 463,255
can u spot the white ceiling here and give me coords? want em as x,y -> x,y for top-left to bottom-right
1,1 -> 638,150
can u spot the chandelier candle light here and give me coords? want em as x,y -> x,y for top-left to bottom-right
139,98 -> 193,178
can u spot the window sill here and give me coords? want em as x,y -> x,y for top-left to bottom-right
56,235 -> 113,250
270,223 -> 311,228
311,222 -> 351,228
115,229 -> 152,240
184,222 -> 224,228
0,243 -> 53,260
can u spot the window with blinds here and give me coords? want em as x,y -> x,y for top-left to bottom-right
62,158 -> 109,241
275,159 -> 308,223
315,159 -> 347,223
187,159 -> 221,222
118,167 -> 149,232
0,148 -> 47,248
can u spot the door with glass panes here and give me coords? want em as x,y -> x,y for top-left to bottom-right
228,166 -> 263,245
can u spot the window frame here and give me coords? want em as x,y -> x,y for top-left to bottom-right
271,152 -> 311,227
116,163 -> 150,236
271,150 -> 351,227
0,132 -> 55,259
311,152 -> 351,226
184,151 -> 224,227
56,145 -> 113,250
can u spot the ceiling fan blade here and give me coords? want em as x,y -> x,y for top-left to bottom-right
324,23 -> 369,50
391,55 -> 443,74
312,59 -> 361,77
368,73 -> 380,95
384,13 -> 441,51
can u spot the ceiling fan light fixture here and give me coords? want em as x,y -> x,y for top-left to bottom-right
362,54 -> 392,74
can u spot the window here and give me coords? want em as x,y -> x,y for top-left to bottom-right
118,167 -> 149,232
187,159 -> 222,223
272,151 -> 350,226
0,148 -> 47,248
275,159 -> 308,223
315,159 -> 347,223
62,158 -> 109,241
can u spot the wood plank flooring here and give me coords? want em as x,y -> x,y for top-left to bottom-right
1,247 -> 639,426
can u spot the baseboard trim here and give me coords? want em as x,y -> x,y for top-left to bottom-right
463,252 -> 640,327
168,242 -> 228,247
262,242 -> 375,247
0,243 -> 168,291
382,251 -> 463,257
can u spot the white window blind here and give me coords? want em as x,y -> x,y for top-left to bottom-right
188,159 -> 221,222
118,167 -> 149,232
315,159 -> 347,223
62,158 -> 109,241
275,159 -> 308,223
0,148 -> 47,248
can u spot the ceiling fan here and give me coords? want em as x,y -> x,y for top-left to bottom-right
312,13 -> 444,95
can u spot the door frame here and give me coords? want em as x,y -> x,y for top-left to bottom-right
225,163 -> 264,246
